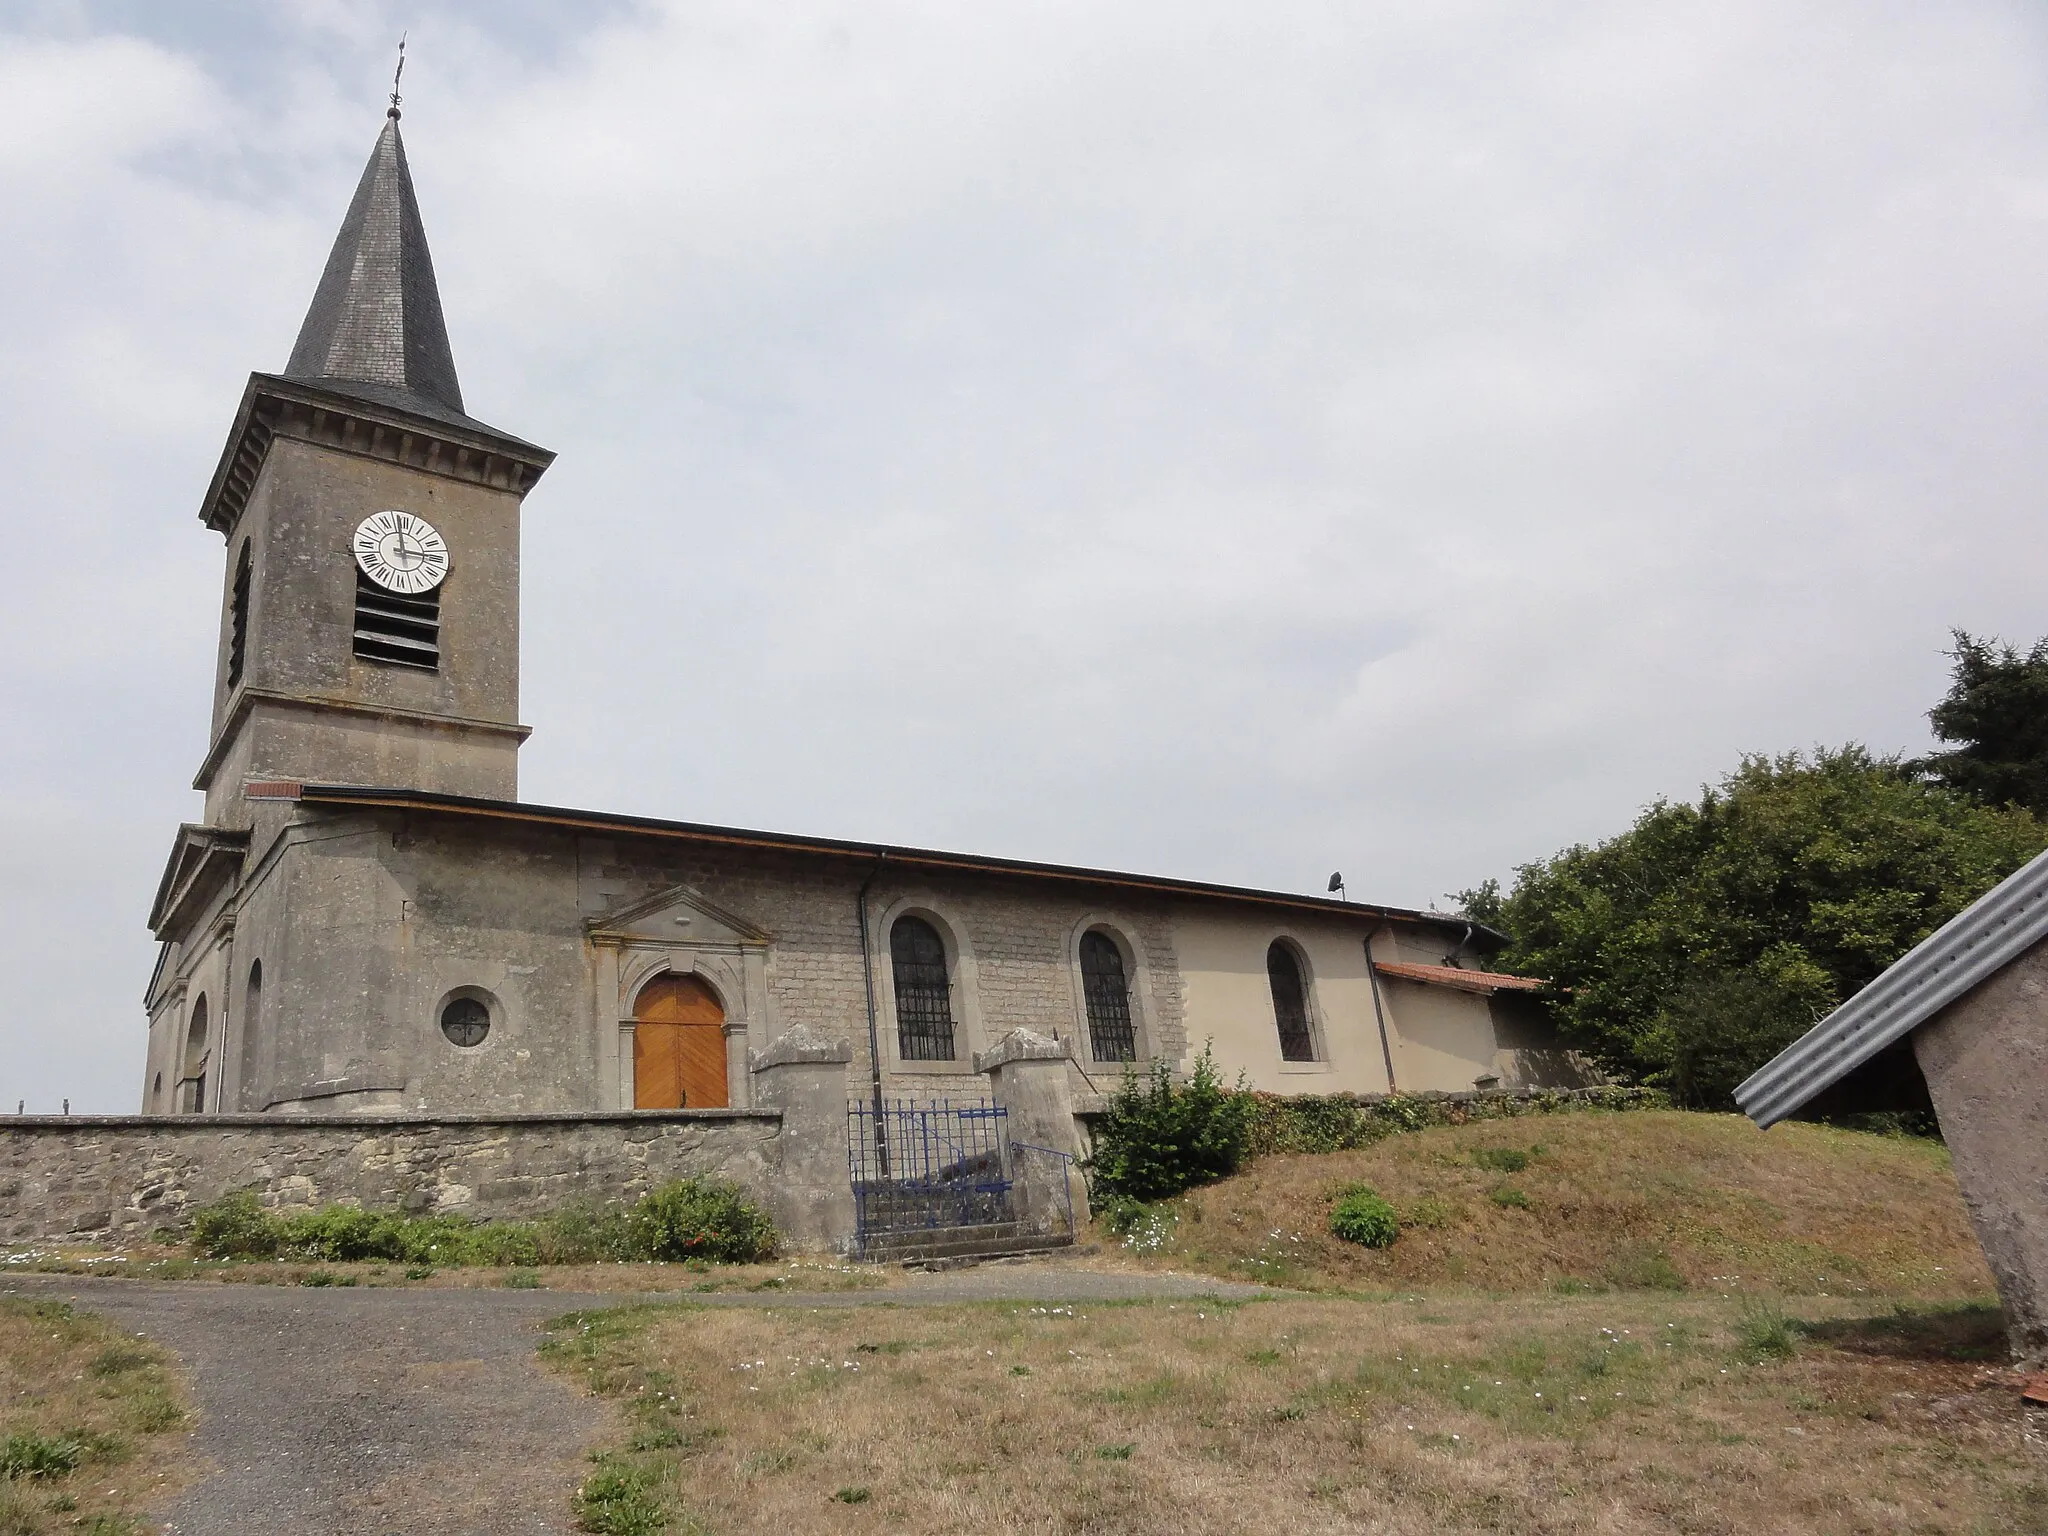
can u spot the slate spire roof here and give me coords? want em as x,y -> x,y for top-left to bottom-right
283,109 -> 465,418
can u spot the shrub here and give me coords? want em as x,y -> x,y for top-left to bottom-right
532,1206 -> 638,1265
628,1179 -> 776,1263
1489,1186 -> 1532,1210
188,1190 -> 279,1259
1328,1185 -> 1399,1248
1088,1045 -> 1254,1202
462,1224 -> 544,1269
276,1205 -> 411,1262
187,1182 -> 775,1267
1243,1086 -> 1665,1157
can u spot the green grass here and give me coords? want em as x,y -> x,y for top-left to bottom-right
0,1432 -> 86,1481
1734,1299 -> 1800,1362
1473,1146 -> 1535,1174
576,1454 -> 670,1535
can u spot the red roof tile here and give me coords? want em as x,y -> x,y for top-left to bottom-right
1374,961 -> 1548,996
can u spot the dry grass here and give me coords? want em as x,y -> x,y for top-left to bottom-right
0,1297 -> 195,1534
1102,1111 -> 1992,1297
0,1249 -> 885,1295
541,1291 -> 2046,1535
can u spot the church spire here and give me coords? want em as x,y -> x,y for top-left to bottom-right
283,103 -> 465,417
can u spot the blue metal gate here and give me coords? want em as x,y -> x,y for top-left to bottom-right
848,1099 -> 1012,1252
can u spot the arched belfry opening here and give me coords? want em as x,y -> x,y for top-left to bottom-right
632,974 -> 728,1109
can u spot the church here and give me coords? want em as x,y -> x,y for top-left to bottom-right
141,106 -> 1591,1123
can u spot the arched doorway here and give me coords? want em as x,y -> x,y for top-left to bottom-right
633,974 -> 728,1109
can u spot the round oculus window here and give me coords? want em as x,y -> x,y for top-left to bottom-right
440,997 -> 491,1047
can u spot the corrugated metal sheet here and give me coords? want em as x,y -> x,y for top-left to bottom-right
1735,844 -> 2048,1127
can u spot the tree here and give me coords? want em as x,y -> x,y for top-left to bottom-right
1464,747 -> 2045,1106
1919,630 -> 2048,817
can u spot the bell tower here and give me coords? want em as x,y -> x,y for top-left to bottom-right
189,104 -> 554,829
142,98 -> 556,1116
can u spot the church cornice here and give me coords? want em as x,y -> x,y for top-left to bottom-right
199,373 -> 555,537
270,782 -> 1502,938
148,823 -> 251,939
192,687 -> 532,793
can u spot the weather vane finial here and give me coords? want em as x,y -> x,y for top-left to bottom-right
388,34 -> 406,119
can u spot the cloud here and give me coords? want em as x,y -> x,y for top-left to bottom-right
4,0 -> 2047,1106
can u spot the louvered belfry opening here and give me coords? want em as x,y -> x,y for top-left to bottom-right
1080,930 -> 1137,1061
891,915 -> 957,1061
1268,941 -> 1316,1061
353,568 -> 441,669
227,541 -> 252,688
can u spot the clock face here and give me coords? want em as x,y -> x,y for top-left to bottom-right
353,510 -> 449,595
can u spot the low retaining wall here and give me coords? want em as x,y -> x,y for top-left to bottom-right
0,1109 -> 844,1249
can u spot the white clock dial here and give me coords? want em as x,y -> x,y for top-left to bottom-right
353,510 -> 449,595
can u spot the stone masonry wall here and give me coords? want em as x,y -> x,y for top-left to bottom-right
0,1110 -> 790,1247
569,833 -> 1189,1089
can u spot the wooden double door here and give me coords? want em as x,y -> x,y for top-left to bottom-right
633,975 -> 729,1109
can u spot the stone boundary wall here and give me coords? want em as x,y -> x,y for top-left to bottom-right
0,1109 -> 822,1248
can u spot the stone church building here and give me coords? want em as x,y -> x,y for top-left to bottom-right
142,109 -> 1587,1123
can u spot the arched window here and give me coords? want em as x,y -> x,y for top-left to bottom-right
890,915 -> 956,1061
184,995 -> 210,1113
1080,930 -> 1137,1062
227,541 -> 252,688
1267,943 -> 1316,1062
152,1072 -> 162,1109
245,959 -> 263,1046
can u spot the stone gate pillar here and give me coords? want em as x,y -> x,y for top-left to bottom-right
749,1026 -> 855,1253
976,1028 -> 1090,1233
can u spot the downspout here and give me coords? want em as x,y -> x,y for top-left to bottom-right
1443,922 -> 1475,968
856,851 -> 890,1175
1365,929 -> 1399,1093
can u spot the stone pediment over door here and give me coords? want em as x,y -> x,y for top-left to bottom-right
584,884 -> 775,951
585,884 -> 775,1111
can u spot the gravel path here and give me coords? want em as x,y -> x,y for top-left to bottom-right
2,1266 -> 1273,1533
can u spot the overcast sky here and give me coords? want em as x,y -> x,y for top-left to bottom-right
5,0 -> 2047,1110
